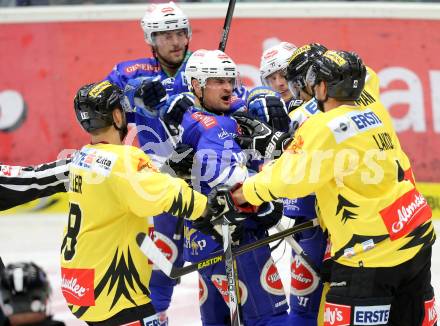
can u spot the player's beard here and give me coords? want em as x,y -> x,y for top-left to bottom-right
155,45 -> 188,71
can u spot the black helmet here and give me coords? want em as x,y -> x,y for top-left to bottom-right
0,262 -> 51,315
74,81 -> 122,133
286,43 -> 327,89
306,50 -> 367,101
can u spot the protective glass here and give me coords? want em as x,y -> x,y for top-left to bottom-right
287,76 -> 305,99
305,65 -> 319,88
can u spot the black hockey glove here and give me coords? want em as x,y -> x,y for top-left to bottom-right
191,216 -> 223,243
161,143 -> 194,181
252,201 -> 283,230
134,78 -> 167,114
248,95 -> 290,132
206,184 -> 257,225
233,112 -> 293,160
160,94 -> 195,136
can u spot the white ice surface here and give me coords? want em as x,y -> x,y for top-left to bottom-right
0,214 -> 438,325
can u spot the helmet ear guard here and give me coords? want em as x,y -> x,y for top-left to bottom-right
74,81 -> 123,133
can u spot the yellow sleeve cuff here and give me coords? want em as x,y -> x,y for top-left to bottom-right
190,193 -> 207,221
242,177 -> 265,206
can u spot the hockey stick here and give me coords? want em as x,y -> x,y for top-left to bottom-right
137,218 -> 318,279
218,0 -> 237,51
222,221 -> 241,326
274,223 -> 321,288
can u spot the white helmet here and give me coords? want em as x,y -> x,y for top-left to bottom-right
260,42 -> 297,85
141,1 -> 192,45
185,49 -> 237,91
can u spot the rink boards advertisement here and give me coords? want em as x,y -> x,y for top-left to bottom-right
0,5 -> 440,216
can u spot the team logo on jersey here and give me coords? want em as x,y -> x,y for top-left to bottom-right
285,134 -> 304,154
423,297 -> 438,326
184,226 -> 207,256
198,275 -> 208,306
162,77 -> 176,92
151,232 -> 178,270
283,198 -> 301,214
353,305 -> 391,325
211,274 -> 248,306
290,255 -> 319,296
61,268 -> 95,306
324,302 -> 351,326
260,258 -> 285,296
137,157 -> 157,172
380,188 -> 431,240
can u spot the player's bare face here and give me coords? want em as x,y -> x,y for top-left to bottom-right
204,77 -> 235,113
267,71 -> 292,102
153,30 -> 189,67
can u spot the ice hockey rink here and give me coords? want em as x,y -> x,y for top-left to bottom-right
0,214 -> 439,326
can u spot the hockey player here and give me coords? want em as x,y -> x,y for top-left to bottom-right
172,49 -> 289,326
225,50 -> 437,326
259,41 -> 299,110
61,81 -> 209,325
103,3 -> 195,322
0,262 -> 65,326
243,42 -> 298,134
105,1 -> 191,100
260,42 -> 327,326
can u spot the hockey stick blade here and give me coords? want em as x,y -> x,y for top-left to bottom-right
137,218 -> 318,279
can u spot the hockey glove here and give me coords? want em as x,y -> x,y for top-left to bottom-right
160,93 -> 194,136
252,201 -> 283,230
233,112 -> 293,160
206,184 -> 258,225
122,77 -> 167,118
248,95 -> 290,132
134,77 -> 167,116
161,143 -> 194,181
191,216 -> 223,243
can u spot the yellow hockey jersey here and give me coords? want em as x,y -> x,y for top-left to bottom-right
61,143 -> 206,322
243,85 -> 434,268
